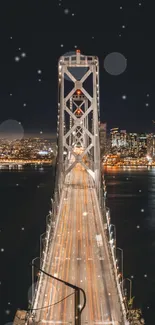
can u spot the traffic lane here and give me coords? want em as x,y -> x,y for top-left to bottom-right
65,167 -> 83,321
55,172 -> 76,322
40,172 -> 74,322
71,167 -> 107,322
64,168 -> 88,321
75,167 -> 116,322
83,170 -> 116,322
62,171 -> 78,322
37,187 -> 68,322
89,187 -> 113,321
48,167 -> 79,322
90,184 -> 122,322
68,167 -> 101,322
86,189 -> 107,320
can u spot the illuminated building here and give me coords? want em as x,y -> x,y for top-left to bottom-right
120,130 -> 127,147
110,128 -> 127,154
147,133 -> 155,159
110,128 -> 119,148
126,133 -> 139,157
138,133 -> 147,157
0,138 -> 57,160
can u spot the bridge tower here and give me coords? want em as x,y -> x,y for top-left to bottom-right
57,50 -> 101,197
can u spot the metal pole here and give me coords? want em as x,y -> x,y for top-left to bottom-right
40,233 -> 45,260
46,213 -> 50,226
51,198 -> 54,214
30,264 -> 86,325
75,288 -> 81,325
110,224 -> 116,258
126,278 -> 132,301
117,247 -> 124,294
32,263 -> 34,304
32,257 -> 40,304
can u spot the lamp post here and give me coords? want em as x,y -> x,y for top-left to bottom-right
31,264 -> 86,325
46,213 -> 51,225
120,278 -> 132,301
40,212 -> 52,260
126,277 -> 132,301
31,257 -> 42,304
51,198 -> 54,214
110,224 -> 116,257
40,233 -> 46,260
117,247 -> 124,294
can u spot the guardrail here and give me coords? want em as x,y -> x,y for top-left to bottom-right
30,212 -> 55,318
99,183 -> 129,325
27,163 -> 63,322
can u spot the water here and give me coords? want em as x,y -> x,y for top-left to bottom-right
0,167 -> 55,324
104,167 -> 155,325
0,167 -> 154,324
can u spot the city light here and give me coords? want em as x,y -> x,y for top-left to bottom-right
102,128 -> 155,167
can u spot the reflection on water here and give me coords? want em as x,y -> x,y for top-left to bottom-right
108,194 -> 138,198
0,167 -> 55,325
0,166 -> 155,325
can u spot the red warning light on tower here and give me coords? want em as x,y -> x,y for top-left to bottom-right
76,89 -> 81,95
75,107 -> 82,116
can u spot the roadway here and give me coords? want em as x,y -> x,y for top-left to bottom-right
35,163 -> 122,325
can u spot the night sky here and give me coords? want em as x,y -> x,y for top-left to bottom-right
0,1 -> 154,136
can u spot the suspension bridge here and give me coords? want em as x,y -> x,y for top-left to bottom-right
13,51 -> 143,325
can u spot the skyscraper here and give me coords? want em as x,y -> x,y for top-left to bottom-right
110,128 -> 119,148
138,133 -> 147,157
147,133 -> 155,158
110,128 -> 127,154
126,133 -> 139,157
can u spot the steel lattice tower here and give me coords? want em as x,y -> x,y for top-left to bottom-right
57,50 -> 101,197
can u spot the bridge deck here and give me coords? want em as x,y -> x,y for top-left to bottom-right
36,164 -> 122,324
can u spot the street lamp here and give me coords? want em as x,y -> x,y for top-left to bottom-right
30,264 -> 86,325
126,277 -> 132,301
109,224 -> 116,257
51,198 -> 54,214
46,212 -> 52,225
31,257 -> 42,304
40,213 -> 53,260
117,247 -> 124,294
40,233 -> 46,260
120,278 -> 132,301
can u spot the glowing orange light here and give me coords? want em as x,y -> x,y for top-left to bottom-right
76,49 -> 80,53
76,89 -> 81,95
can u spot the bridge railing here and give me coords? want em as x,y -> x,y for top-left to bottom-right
99,183 -> 129,325
29,211 -> 56,318
28,161 -> 65,321
29,168 -> 61,320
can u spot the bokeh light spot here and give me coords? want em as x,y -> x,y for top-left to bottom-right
104,52 -> 127,76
